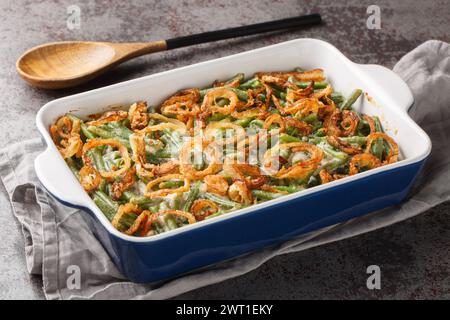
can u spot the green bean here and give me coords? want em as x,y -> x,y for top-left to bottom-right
341,136 -> 367,145
314,128 -> 327,137
330,92 -> 345,105
159,180 -> 184,189
183,182 -> 200,212
279,133 -> 301,143
67,114 -> 95,139
270,109 -> 281,115
86,126 -> 131,148
252,190 -> 283,201
249,119 -> 264,129
322,158 -> 346,172
239,77 -> 262,90
89,148 -> 108,192
257,93 -> 266,102
173,194 -> 182,210
288,77 -> 328,89
307,136 -> 326,145
269,85 -> 285,100
301,113 -> 318,124
93,190 -> 118,221
207,113 -> 229,122
203,193 -> 240,208
154,150 -> 174,160
273,185 -> 301,193
90,149 -> 106,171
341,89 -> 363,110
120,191 -> 134,202
373,116 -> 383,132
225,73 -> 245,85
129,195 -> 159,205
301,81 -> 328,89
371,116 -> 385,160
323,144 -> 349,161
233,118 -> 253,127
105,122 -> 133,139
164,215 -> 179,230
230,88 -> 249,101
357,119 -> 371,136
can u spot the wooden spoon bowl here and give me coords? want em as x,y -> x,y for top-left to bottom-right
16,41 -> 167,89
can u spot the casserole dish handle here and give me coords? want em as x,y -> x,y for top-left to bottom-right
35,146 -> 89,207
357,64 -> 414,113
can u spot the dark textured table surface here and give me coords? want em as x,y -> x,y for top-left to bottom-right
0,0 -> 449,299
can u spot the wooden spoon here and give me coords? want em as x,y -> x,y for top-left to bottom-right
16,14 -> 321,89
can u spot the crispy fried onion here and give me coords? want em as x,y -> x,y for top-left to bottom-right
155,160 -> 180,176
82,139 -> 131,179
87,110 -> 128,126
204,175 -> 229,196
325,110 -> 359,137
255,69 -> 325,82
319,169 -> 348,182
112,203 -> 151,235
326,136 -> 361,155
144,174 -> 190,198
365,132 -> 399,164
311,84 -> 333,99
50,116 -> 83,159
179,139 -> 222,179
224,163 -> 267,190
263,114 -> 286,132
235,89 -> 257,110
201,88 -> 238,114
349,153 -> 382,175
205,121 -> 246,146
286,82 -> 315,103
129,133 -> 155,178
111,166 -> 136,200
260,75 -> 292,89
130,131 -> 180,178
319,169 -> 334,184
190,199 -> 219,221
137,122 -> 186,135
147,113 -> 187,129
285,117 -> 313,136
142,210 -> 196,234
264,142 -> 323,179
263,114 -> 312,136
260,184 -> 288,194
362,114 -> 376,134
228,180 -> 253,204
79,166 -> 101,192
161,89 -> 201,117
128,101 -> 149,130
232,107 -> 268,119
162,88 -> 200,107
283,98 -> 326,116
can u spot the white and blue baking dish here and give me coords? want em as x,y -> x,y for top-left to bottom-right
35,39 -> 431,283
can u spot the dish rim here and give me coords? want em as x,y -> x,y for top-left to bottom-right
35,38 -> 432,243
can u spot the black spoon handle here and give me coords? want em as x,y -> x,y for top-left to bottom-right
165,13 -> 322,50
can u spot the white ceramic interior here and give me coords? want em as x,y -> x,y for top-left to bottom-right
35,38 -> 431,243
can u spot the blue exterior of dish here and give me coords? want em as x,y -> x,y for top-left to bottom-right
46,158 -> 426,283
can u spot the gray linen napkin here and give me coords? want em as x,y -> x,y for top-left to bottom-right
1,40 -> 449,300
